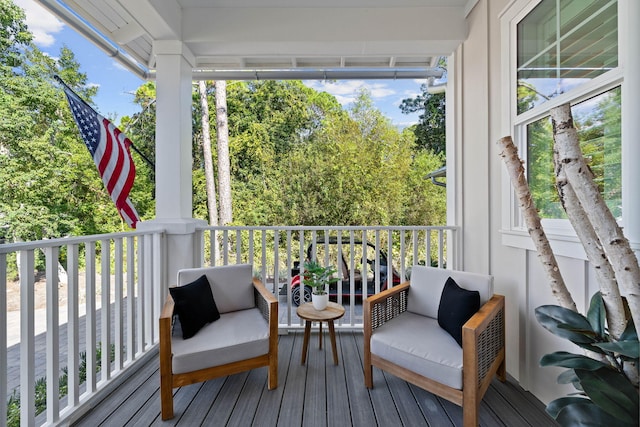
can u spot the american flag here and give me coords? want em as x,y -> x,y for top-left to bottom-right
61,83 -> 140,228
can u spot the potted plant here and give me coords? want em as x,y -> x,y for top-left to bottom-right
302,260 -> 339,310
535,292 -> 639,426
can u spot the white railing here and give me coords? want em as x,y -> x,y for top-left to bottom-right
1,224 -> 457,426
196,225 -> 459,328
0,230 -> 164,427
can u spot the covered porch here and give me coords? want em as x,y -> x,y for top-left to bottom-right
4,0 -> 639,425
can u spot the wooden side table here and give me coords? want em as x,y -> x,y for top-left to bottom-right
296,301 -> 346,365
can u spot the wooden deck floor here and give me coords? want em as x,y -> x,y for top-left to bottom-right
72,331 -> 557,427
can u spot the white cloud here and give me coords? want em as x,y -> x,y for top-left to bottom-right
304,80 -> 398,106
15,0 -> 64,47
112,61 -> 129,73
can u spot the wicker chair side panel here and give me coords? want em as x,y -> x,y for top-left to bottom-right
254,287 -> 270,323
370,288 -> 408,330
476,307 -> 505,386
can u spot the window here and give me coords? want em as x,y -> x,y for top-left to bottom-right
512,0 -> 621,222
526,87 -> 621,220
516,0 -> 618,114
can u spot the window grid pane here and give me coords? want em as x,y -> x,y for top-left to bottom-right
517,0 -> 618,114
526,87 -> 621,219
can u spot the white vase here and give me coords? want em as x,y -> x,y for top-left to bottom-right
312,293 -> 328,310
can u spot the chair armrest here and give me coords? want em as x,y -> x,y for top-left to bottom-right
364,281 -> 410,335
253,278 -> 278,325
462,294 -> 505,392
253,278 -> 278,367
159,294 -> 175,382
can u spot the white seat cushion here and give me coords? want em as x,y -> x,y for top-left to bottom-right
171,308 -> 269,374
370,311 -> 464,390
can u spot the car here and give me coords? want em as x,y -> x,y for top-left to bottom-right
281,236 -> 402,306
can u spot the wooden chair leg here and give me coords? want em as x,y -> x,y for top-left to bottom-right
497,358 -> 507,382
364,364 -> 373,388
268,356 -> 278,390
463,403 -> 479,427
160,375 -> 174,420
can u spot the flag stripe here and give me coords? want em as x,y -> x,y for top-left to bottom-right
62,83 -> 140,228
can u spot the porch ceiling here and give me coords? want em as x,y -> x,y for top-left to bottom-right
37,0 -> 474,80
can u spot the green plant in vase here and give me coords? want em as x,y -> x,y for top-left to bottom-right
302,260 -> 339,310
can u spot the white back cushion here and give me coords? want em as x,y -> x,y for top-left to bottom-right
177,264 -> 254,314
406,265 -> 493,318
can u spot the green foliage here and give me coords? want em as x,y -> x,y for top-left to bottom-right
6,343 -> 115,427
0,4 -> 149,247
399,85 -> 446,154
2,0 -> 447,252
275,90 -> 445,227
301,260 -> 339,295
535,293 -> 639,426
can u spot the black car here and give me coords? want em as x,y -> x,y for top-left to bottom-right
282,237 -> 402,306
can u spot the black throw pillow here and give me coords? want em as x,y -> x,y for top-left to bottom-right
437,277 -> 480,347
169,274 -> 220,339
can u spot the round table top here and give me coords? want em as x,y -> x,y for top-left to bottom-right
296,302 -> 346,321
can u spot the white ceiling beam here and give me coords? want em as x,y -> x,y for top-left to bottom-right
183,7 -> 467,46
117,0 -> 181,39
110,22 -> 145,44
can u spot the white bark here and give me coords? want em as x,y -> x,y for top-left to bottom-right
555,157 -> 626,339
551,103 -> 640,337
198,81 -> 219,227
497,136 -> 577,311
215,81 -> 232,225
198,81 -> 221,265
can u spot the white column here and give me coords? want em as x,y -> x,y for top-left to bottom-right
154,40 -> 194,220
138,41 -> 206,286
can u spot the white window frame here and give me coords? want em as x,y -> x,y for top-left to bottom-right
499,0 -> 638,258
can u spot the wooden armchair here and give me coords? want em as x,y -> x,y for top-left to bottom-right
159,264 -> 278,420
364,266 -> 505,427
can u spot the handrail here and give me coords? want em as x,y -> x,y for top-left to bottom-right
1,229 -> 164,427
1,224 -> 457,426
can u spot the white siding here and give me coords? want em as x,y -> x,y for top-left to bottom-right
457,0 -> 637,405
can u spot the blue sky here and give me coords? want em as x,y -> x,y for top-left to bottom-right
17,0 -> 425,128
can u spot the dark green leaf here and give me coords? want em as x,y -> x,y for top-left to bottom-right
586,292 -> 606,337
540,352 -> 610,371
555,400 -> 635,427
575,367 -> 640,424
557,369 -> 580,387
535,305 -> 597,344
593,341 -> 640,359
546,396 -> 590,419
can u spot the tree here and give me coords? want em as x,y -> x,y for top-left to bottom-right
280,90 -> 445,226
215,80 -> 232,225
0,4 -> 110,242
400,85 -> 446,154
197,80 -> 218,226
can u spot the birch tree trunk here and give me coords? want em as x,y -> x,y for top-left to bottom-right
198,81 -> 219,227
199,81 -> 221,265
554,151 -> 627,339
215,80 -> 232,225
551,103 -> 640,336
497,136 -> 577,311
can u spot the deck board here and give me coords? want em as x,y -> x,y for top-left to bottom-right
71,331 -> 558,427
340,330 -> 378,427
